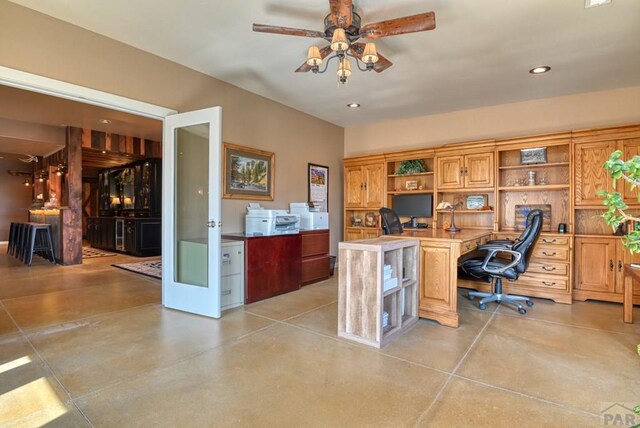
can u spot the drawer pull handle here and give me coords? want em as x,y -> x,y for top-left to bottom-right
542,281 -> 556,286
222,290 -> 231,296
618,260 -> 622,272
542,251 -> 556,256
465,243 -> 471,249
542,239 -> 556,243
542,266 -> 556,271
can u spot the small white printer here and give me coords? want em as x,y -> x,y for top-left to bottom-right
289,202 -> 329,230
245,203 -> 300,236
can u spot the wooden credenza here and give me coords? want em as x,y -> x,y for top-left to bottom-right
222,233 -> 302,304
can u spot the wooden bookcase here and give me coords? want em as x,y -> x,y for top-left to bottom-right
338,237 -> 419,348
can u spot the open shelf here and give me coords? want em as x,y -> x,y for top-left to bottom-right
387,171 -> 434,178
437,187 -> 495,193
387,189 -> 434,195
436,209 -> 494,214
498,162 -> 569,171
498,184 -> 570,191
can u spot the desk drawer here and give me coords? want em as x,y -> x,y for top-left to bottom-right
532,247 -> 569,261
460,240 -> 478,255
538,236 -> 570,246
513,273 -> 568,291
527,261 -> 568,276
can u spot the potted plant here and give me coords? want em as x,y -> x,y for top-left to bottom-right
395,159 -> 427,175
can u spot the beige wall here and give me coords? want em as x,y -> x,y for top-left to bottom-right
345,86 -> 640,156
0,2 -> 344,253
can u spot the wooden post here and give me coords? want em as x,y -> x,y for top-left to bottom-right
60,127 -> 83,265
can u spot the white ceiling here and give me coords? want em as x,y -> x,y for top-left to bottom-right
8,0 -> 640,127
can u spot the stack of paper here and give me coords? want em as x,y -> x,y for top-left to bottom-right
383,264 -> 397,292
382,311 -> 390,328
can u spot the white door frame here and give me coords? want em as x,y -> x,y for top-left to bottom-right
0,66 -> 177,119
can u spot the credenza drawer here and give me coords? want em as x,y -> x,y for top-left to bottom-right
532,247 -> 569,261
527,261 -> 568,276
513,273 -> 568,291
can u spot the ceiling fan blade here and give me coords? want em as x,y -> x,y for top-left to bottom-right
349,43 -> 393,73
253,23 -> 325,38
295,45 -> 333,72
360,12 -> 436,39
329,0 -> 353,28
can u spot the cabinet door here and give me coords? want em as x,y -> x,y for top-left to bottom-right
362,163 -> 385,208
464,152 -> 494,188
362,229 -> 381,239
436,156 -> 464,190
620,138 -> 640,203
345,166 -> 364,208
124,220 -> 136,254
574,141 -> 616,205
617,240 -> 640,294
574,237 -> 616,293
419,244 -> 454,312
345,229 -> 363,241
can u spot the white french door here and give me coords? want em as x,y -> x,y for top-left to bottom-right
162,107 -> 223,318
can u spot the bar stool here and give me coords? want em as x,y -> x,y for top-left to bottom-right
7,222 -> 17,256
16,223 -> 30,263
25,223 -> 55,266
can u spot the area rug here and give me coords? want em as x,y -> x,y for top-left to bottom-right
82,247 -> 116,259
112,260 -> 162,280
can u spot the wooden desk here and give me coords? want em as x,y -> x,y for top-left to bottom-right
623,264 -> 637,323
395,229 -> 493,327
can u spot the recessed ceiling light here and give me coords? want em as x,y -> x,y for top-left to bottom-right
529,66 -> 551,74
98,119 -> 112,124
347,103 -> 360,108
585,0 -> 611,8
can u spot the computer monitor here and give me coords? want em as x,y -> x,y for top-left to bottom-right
392,194 -> 433,218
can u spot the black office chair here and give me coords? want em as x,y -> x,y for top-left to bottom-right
458,209 -> 543,314
485,209 -> 537,248
379,208 -> 403,235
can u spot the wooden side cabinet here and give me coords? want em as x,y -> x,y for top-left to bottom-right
574,236 -> 640,303
301,230 -> 330,285
338,237 -> 419,348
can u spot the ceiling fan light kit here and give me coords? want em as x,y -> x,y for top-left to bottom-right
253,0 -> 436,86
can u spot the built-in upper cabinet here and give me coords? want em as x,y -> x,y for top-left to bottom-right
574,141 -> 615,206
344,159 -> 385,208
436,152 -> 494,190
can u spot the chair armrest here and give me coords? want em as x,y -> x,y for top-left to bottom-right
478,243 -> 513,251
480,248 -> 522,275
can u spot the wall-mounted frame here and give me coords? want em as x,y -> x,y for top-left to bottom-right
308,163 -> 329,212
223,143 -> 274,200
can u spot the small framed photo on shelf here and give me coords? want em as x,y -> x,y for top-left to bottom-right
466,195 -> 487,210
520,147 -> 547,165
405,180 -> 418,190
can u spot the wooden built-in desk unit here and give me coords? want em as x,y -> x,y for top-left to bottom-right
395,229 -> 492,327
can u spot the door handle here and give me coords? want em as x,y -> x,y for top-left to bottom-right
218,221 -> 223,228
207,221 -> 216,228
610,259 -> 614,271
363,182 -> 367,190
360,183 -> 363,190
618,260 -> 622,272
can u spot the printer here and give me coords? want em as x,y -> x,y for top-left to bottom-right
245,203 -> 300,236
289,202 -> 329,230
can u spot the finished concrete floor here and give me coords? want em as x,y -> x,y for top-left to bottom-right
0,244 -> 639,427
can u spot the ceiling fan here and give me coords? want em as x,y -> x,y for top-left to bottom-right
253,0 -> 436,84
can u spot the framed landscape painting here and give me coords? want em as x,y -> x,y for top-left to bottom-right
223,143 -> 275,200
